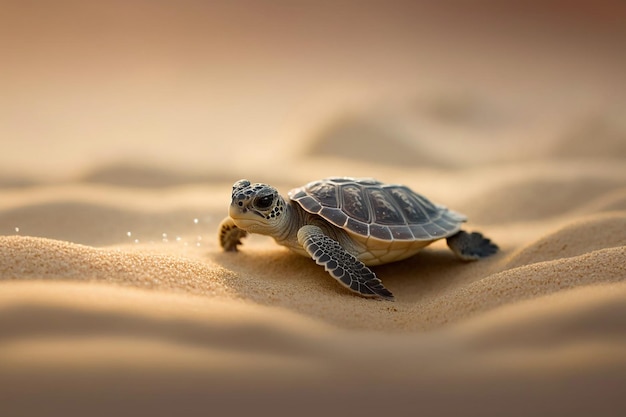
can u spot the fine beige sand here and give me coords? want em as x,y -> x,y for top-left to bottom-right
1,2 -> 626,416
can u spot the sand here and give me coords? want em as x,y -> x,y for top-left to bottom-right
1,2 -> 626,416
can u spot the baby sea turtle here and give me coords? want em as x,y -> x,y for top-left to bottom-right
219,177 -> 498,300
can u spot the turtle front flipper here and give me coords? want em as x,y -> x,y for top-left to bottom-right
297,225 -> 394,301
447,230 -> 499,260
218,217 -> 248,251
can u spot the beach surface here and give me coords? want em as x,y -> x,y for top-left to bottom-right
1,2 -> 625,416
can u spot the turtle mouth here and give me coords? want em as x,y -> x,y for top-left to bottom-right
229,204 -> 266,230
229,202 -> 265,218
230,216 -> 266,233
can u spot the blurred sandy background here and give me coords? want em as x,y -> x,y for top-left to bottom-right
2,0 -> 624,179
1,1 -> 625,416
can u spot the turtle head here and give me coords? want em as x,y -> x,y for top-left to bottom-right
228,179 -> 287,235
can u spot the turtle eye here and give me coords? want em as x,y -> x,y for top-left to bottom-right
254,194 -> 274,210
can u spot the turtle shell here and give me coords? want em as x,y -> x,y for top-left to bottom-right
288,177 -> 466,241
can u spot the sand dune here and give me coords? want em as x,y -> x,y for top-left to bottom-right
0,202 -> 210,246
550,114 -> 626,159
1,280 -> 625,417
305,113 -> 453,168
462,177 -> 626,224
505,212 -> 626,268
576,187 -> 626,214
2,204 -> 624,333
2,146 -> 625,417
80,162 -> 237,188
0,236 -> 232,297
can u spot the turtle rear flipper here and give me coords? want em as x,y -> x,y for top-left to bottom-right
297,225 -> 394,301
447,230 -> 499,261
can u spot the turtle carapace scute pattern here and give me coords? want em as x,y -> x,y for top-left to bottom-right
289,178 -> 467,242
219,177 -> 498,301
